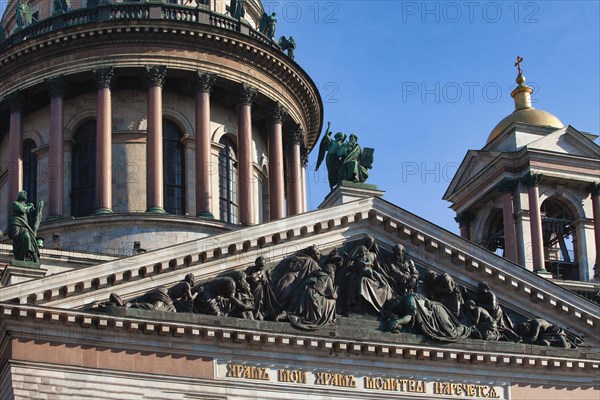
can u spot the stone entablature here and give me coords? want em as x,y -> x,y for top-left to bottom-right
1,198 -> 597,343
1,304 -> 598,380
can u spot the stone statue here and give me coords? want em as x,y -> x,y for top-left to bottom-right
515,318 -> 582,348
423,271 -> 463,318
7,191 -> 44,263
109,287 -> 176,312
15,0 -> 28,30
259,12 -> 277,38
343,244 -> 392,315
245,256 -> 280,320
278,36 -> 296,59
475,282 -> 514,329
270,245 -> 321,315
288,262 -> 337,330
193,272 -> 254,318
383,244 -> 419,296
382,293 -> 471,342
168,273 -> 196,312
316,123 -> 374,190
229,0 -> 245,19
339,134 -> 372,184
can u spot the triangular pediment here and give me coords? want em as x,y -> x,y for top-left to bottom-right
1,197 -> 597,346
443,150 -> 502,203
524,125 -> 600,157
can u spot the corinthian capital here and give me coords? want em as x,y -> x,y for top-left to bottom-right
269,102 -> 288,124
93,67 -> 114,90
146,65 -> 168,88
521,172 -> 543,188
194,71 -> 216,93
46,75 -> 65,98
239,83 -> 258,105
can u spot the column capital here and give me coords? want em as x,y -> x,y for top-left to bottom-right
146,65 -> 168,88
285,124 -> 304,146
454,212 -> 473,227
587,182 -> 600,196
46,75 -> 65,98
194,71 -> 216,93
521,172 -> 543,188
93,67 -> 114,90
497,178 -> 517,194
5,91 -> 24,113
268,102 -> 288,124
301,147 -> 310,168
239,83 -> 258,105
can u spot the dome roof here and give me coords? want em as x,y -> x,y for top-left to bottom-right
487,107 -> 564,144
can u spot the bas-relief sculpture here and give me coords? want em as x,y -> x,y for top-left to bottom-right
7,191 -> 44,263
100,237 -> 584,349
316,122 -> 374,190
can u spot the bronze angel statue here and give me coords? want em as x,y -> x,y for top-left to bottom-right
316,122 -> 374,190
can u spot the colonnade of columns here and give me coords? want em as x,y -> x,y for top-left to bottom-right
456,175 -> 600,279
4,67 -> 307,225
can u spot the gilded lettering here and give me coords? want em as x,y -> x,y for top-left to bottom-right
415,380 -> 425,393
433,382 -> 443,394
348,375 -> 357,388
226,364 -> 236,378
467,384 -> 476,397
488,387 -> 499,398
315,372 -> 325,385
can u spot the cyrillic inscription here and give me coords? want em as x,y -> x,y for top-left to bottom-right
315,372 -> 357,388
226,363 -> 270,381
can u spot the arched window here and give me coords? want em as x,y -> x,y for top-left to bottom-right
541,197 -> 577,280
163,120 -> 186,215
218,136 -> 238,224
482,209 -> 504,257
22,139 -> 38,204
71,120 -> 96,217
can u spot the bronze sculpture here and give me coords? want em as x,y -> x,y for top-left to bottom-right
316,122 -> 374,190
7,191 -> 44,263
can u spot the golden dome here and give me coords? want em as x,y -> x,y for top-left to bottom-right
487,108 -> 564,144
486,60 -> 563,144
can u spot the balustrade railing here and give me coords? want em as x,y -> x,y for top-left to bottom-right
1,2 -> 282,54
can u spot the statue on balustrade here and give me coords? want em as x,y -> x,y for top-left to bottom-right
7,191 -> 44,263
382,293 -> 471,342
245,256 -> 280,320
259,12 -> 277,38
229,0 -> 245,19
423,271 -> 463,318
193,271 -> 254,319
316,122 -> 374,190
278,36 -> 296,59
383,244 -> 419,296
515,318 -> 582,348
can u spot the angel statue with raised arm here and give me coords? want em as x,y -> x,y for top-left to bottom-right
315,122 -> 347,190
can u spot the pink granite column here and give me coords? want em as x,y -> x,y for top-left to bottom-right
286,125 -> 303,216
46,76 -> 65,221
237,84 -> 257,225
498,178 -> 518,263
454,212 -> 472,241
268,102 -> 287,220
146,66 -> 167,213
523,173 -> 546,273
194,72 -> 216,218
6,92 -> 23,214
93,67 -> 114,214
588,183 -> 600,276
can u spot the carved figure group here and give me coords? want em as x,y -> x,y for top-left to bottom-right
100,237 -> 583,348
316,122 -> 374,190
7,191 -> 44,263
278,36 -> 295,59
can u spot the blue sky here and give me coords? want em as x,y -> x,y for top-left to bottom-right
1,1 -> 598,234
270,0 -> 600,232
